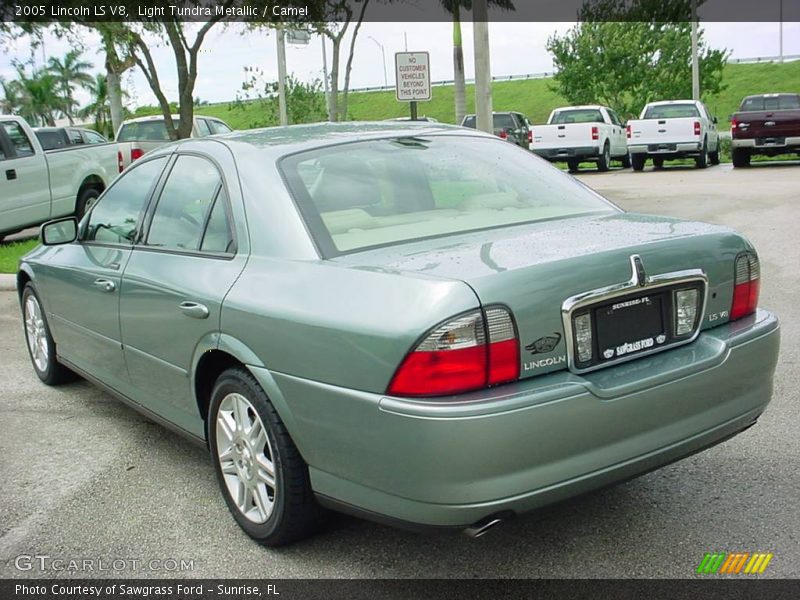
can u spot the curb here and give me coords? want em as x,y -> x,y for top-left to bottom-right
0,274 -> 17,292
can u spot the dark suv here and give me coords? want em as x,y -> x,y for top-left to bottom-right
461,111 -> 532,148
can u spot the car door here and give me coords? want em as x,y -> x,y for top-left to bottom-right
0,120 -> 49,232
606,109 -> 626,156
37,155 -> 169,391
119,151 -> 246,431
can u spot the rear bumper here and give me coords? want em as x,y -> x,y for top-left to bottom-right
628,141 -> 702,156
532,145 -> 600,161
732,136 -> 800,149
253,309 -> 779,528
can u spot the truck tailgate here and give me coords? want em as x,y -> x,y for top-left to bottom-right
733,109 -> 800,140
629,118 -> 698,145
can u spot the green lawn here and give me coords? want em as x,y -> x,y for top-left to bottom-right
142,60 -> 800,129
0,239 -> 38,274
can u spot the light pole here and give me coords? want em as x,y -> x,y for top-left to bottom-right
473,0 -> 493,134
368,36 -> 388,88
691,0 -> 700,101
779,0 -> 784,63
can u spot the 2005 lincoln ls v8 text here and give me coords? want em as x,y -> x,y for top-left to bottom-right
17,122 -> 780,546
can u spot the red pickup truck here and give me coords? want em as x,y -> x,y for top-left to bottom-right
730,93 -> 800,167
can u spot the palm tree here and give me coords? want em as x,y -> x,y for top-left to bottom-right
47,50 -> 94,124
441,0 -> 514,125
10,66 -> 65,126
79,73 -> 116,138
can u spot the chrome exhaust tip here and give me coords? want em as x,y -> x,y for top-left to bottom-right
463,514 -> 506,538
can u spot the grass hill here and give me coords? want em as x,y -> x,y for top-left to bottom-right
165,60 -> 800,128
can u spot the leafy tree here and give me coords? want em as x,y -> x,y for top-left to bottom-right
79,73 -> 117,138
546,0 -> 727,119
4,64 -> 65,125
47,50 -> 94,124
231,68 -> 327,127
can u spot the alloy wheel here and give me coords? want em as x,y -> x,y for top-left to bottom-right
215,392 -> 277,524
25,296 -> 48,372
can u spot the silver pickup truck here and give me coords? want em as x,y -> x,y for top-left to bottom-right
0,115 -> 119,242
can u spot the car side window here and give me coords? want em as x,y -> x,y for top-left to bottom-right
85,157 -> 167,245
83,130 -> 106,144
208,120 -> 232,134
607,110 -> 621,126
146,155 -> 223,252
67,129 -> 85,144
200,188 -> 234,253
195,119 -> 211,137
1,121 -> 35,157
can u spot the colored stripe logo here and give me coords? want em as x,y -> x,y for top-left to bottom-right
696,552 -> 773,574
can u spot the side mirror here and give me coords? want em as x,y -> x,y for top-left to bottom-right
41,217 -> 78,246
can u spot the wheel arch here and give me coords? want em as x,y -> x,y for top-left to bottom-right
76,175 -> 106,208
16,266 -> 34,303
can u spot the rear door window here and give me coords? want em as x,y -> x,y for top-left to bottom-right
82,130 -> 107,144
551,109 -> 604,124
35,130 -> 68,150
195,119 -> 212,137
208,120 -> 232,134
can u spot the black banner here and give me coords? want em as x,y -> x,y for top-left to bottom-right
3,579 -> 800,600
0,0 -> 799,23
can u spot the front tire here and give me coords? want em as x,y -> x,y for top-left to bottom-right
709,149 -> 720,165
567,158 -> 579,173
631,154 -> 646,171
653,157 -> 664,169
620,153 -> 631,169
209,368 -> 320,546
22,284 -> 74,385
695,140 -> 709,169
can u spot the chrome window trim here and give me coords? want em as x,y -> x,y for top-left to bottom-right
561,255 -> 708,375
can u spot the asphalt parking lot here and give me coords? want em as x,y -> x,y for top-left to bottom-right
1,162 -> 798,579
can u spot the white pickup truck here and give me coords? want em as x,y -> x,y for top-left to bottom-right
530,105 -> 630,172
627,100 -> 720,171
116,114 -> 233,170
0,115 -> 118,242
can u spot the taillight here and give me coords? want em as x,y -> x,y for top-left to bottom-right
117,150 -> 124,173
626,124 -> 631,139
591,126 -> 599,141
387,307 -> 519,397
499,130 -> 508,140
693,121 -> 701,136
730,117 -> 738,137
131,148 -> 144,162
730,252 -> 760,321
527,129 -> 533,144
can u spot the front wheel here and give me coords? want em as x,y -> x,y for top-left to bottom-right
597,143 -> 611,172
567,159 -> 579,173
653,157 -> 664,169
22,284 -> 74,385
620,153 -> 631,169
209,368 -> 321,546
631,154 -> 646,171
709,150 -> 720,165
695,140 -> 709,169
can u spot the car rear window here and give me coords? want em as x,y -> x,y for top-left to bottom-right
117,121 -> 171,142
280,135 -> 615,255
35,130 -> 68,150
642,104 -> 700,119
739,94 -> 800,111
551,109 -> 604,124
461,114 -> 516,130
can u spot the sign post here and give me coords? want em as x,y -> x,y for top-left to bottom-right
395,51 -> 431,121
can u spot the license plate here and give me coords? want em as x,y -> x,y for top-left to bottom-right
594,293 -> 667,362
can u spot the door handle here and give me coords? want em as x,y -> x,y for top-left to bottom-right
179,301 -> 209,319
5,169 -> 16,180
93,278 -> 116,292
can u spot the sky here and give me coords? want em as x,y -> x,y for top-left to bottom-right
1,21 -> 798,111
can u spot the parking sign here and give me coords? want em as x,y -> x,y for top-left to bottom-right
395,52 -> 431,102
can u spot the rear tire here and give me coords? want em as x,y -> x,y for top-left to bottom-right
209,367 -> 321,546
22,284 -> 75,385
75,187 -> 101,220
567,159 -> 579,173
631,154 -> 646,171
695,140 -> 709,169
732,147 -> 751,168
597,142 -> 611,172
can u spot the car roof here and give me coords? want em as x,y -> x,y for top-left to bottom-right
552,105 -> 607,111
149,121 -> 492,160
646,100 -> 698,106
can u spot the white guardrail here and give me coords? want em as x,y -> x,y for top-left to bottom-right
349,54 -> 800,94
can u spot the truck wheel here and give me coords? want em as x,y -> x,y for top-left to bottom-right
695,140 -> 709,169
75,187 -> 101,219
567,159 -> 579,173
620,153 -> 631,169
653,157 -> 664,169
597,143 -> 610,172
631,154 -> 646,172
709,150 -> 720,165
732,148 -> 751,168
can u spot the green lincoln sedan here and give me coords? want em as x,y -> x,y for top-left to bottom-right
18,122 -> 779,545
